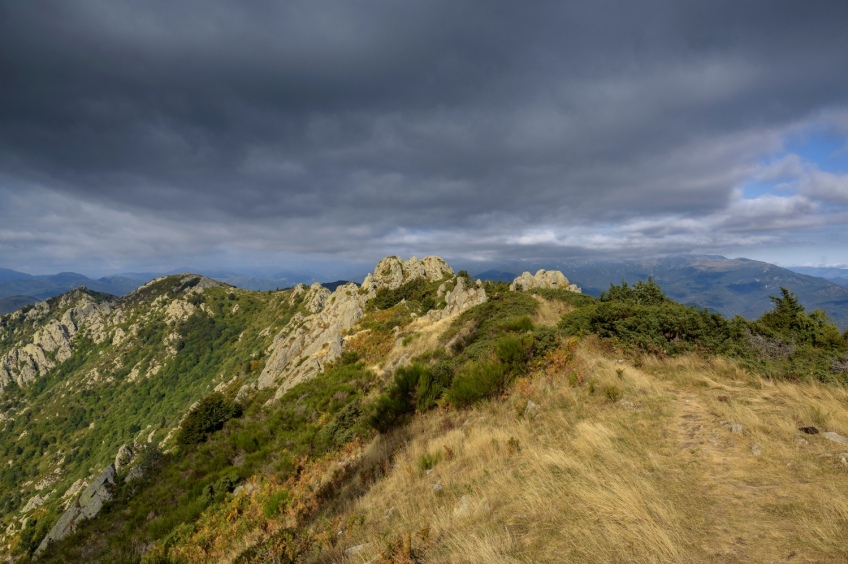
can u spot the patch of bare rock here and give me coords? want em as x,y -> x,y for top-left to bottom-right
509,269 -> 581,293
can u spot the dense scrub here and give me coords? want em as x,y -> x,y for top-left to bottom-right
559,280 -> 848,383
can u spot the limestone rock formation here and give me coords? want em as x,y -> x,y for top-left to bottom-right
256,256 -> 463,401
114,444 -> 135,472
510,269 -> 581,293
257,283 -> 369,399
35,464 -> 117,555
436,277 -> 487,319
361,256 -> 453,291
0,290 -> 113,393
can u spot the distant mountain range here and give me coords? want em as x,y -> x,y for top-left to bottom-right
546,256 -> 848,330
0,267 -> 333,314
0,269 -> 149,314
786,266 -> 848,289
4,257 -> 848,328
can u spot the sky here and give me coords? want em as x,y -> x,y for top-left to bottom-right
1,1 -> 847,277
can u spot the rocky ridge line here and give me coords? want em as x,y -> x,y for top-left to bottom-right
255,256 -> 481,400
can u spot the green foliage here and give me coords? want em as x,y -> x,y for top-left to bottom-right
495,334 -> 535,374
532,326 -> 561,357
418,451 -> 442,472
445,361 -> 508,407
755,287 -> 844,349
560,281 -> 848,384
263,489 -> 291,518
602,384 -> 622,403
176,392 -> 242,447
200,472 -> 240,505
369,278 -> 442,313
368,364 -> 446,432
601,277 -> 667,306
561,286 -> 731,356
18,514 -> 52,556
501,315 -> 534,332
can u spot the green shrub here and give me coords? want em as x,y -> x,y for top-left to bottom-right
560,300 -> 731,356
263,489 -> 291,518
320,402 -> 362,448
532,326 -> 561,357
200,473 -> 240,505
501,315 -> 534,332
445,361 -> 508,407
603,385 -> 622,402
176,392 -> 242,447
418,451 -> 442,471
601,277 -> 666,306
368,364 -> 441,432
495,334 -> 534,374
369,278 -> 439,313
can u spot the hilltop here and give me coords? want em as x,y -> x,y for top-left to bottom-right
0,257 -> 846,562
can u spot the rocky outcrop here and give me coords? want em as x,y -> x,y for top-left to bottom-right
510,269 -> 581,293
257,256 -> 459,400
35,464 -> 117,556
114,444 -> 135,472
361,256 -> 453,291
432,276 -> 487,320
0,290 -> 114,393
258,283 -> 369,399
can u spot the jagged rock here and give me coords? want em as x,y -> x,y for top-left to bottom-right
62,478 -> 85,509
21,493 -> 49,513
510,269 -> 581,293
36,464 -> 116,555
304,283 -> 332,314
361,255 -> 453,291
258,283 -> 369,399
114,444 -> 135,472
524,400 -> 540,418
0,291 -> 113,393
258,257 -> 476,400
441,277 -> 487,318
124,465 -> 144,484
233,482 -> 258,497
163,299 -> 196,324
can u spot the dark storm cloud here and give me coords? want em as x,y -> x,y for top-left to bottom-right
1,0 -> 848,271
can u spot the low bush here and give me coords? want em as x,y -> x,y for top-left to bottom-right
495,334 -> 535,374
176,392 -> 242,447
445,361 -> 508,407
369,278 -> 440,313
368,364 -> 445,433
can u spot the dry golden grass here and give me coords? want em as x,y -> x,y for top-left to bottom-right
531,294 -> 573,327
325,339 -> 848,563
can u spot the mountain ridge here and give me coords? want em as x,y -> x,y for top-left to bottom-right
1,256 -> 847,561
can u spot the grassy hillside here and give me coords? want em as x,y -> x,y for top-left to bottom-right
3,265 -> 847,562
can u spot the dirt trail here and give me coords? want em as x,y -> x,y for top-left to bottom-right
667,387 -> 813,563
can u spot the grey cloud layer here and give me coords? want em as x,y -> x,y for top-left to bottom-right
2,0 -> 847,271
